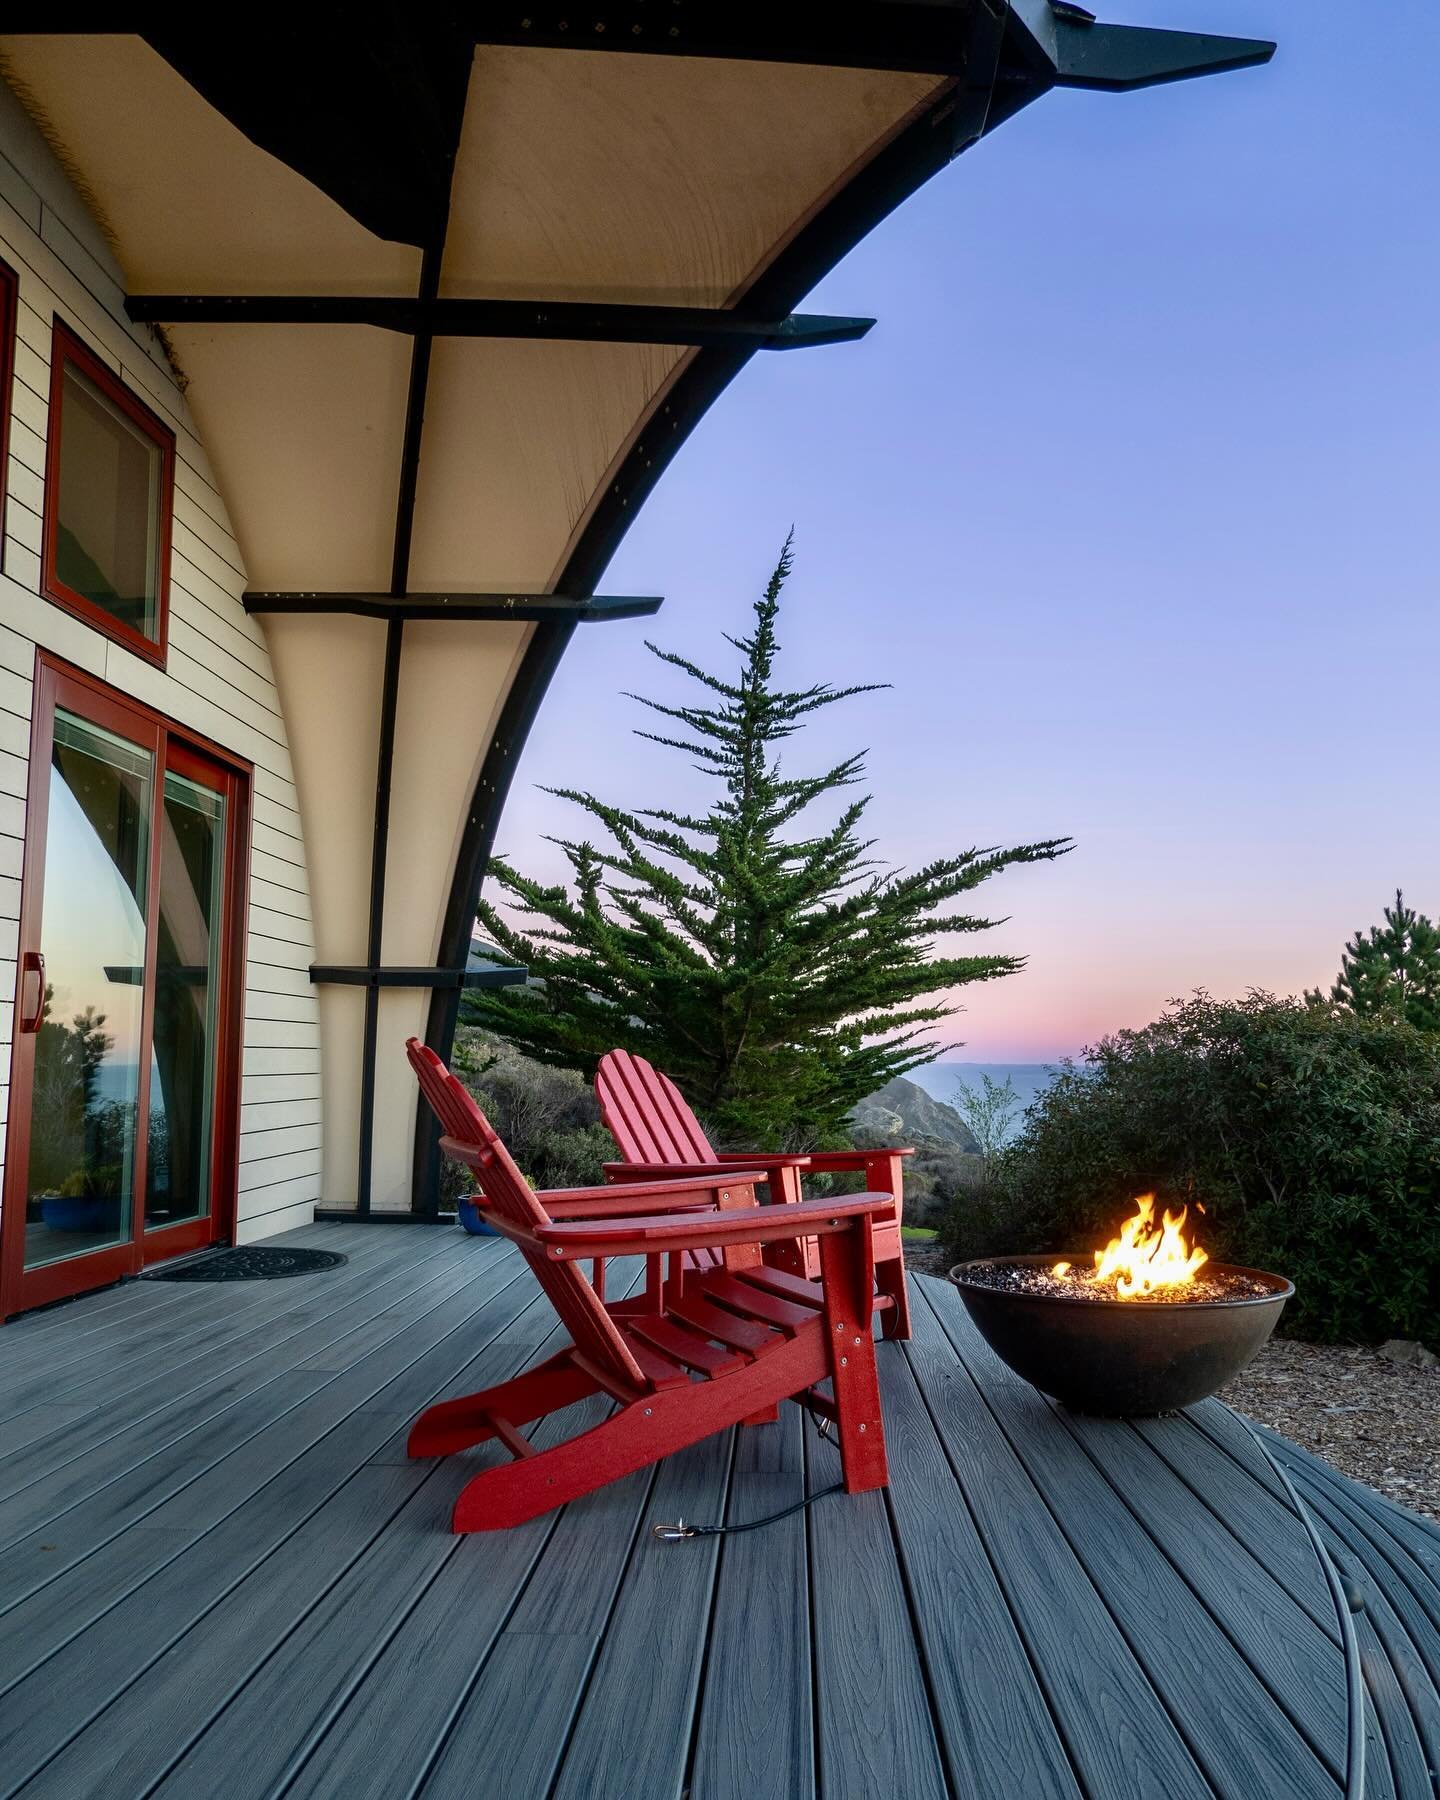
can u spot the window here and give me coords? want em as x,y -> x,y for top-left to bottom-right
42,322 -> 175,667
0,257 -> 16,553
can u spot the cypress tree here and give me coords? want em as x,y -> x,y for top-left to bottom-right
466,539 -> 1070,1147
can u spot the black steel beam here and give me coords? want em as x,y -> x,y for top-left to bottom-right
311,966 -> 528,990
125,295 -> 874,350
407,25 -> 1017,1216
243,592 -> 663,623
468,3 -> 1033,77
33,6 -> 1002,79
354,614 -> 404,1219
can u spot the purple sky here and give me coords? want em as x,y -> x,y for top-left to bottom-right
499,2 -> 1440,1063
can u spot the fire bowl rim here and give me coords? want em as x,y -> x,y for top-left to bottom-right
949,1253 -> 1294,1310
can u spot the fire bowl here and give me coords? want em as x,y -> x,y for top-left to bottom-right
949,1254 -> 1294,1416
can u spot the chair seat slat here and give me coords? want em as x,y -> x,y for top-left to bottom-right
620,1334 -> 694,1390
668,1292 -> 777,1353
702,1273 -> 817,1333
740,1266 -> 826,1309
626,1316 -> 748,1378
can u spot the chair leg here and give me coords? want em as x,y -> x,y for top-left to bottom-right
741,1402 -> 780,1426
408,1352 -> 598,1458
818,1227 -> 889,1495
450,1331 -> 829,1531
876,1248 -> 912,1342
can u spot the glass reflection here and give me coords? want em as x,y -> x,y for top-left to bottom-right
24,712 -> 151,1268
146,772 -> 225,1229
55,362 -> 163,641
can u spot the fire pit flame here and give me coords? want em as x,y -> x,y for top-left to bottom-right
1052,1193 -> 1209,1300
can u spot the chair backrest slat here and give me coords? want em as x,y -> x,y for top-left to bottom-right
407,1040 -> 647,1392
597,1049 -> 714,1164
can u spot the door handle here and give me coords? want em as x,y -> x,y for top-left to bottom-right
19,950 -> 45,1032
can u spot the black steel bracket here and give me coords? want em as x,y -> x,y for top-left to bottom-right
243,592 -> 662,623
310,965 -> 528,991
125,295 -> 874,350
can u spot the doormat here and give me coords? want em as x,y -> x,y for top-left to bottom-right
142,1246 -> 348,1282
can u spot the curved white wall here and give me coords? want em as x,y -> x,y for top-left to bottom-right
0,78 -> 323,1243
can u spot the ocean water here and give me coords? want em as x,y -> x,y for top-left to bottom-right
906,1061 -> 1064,1143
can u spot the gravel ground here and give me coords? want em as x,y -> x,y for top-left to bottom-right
904,1245 -> 1440,1522
1219,1337 -> 1440,1523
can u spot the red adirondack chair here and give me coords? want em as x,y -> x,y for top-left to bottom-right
595,1048 -> 914,1340
405,1039 -> 894,1533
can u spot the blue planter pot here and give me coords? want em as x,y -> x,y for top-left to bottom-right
40,1195 -> 116,1232
457,1196 -> 498,1236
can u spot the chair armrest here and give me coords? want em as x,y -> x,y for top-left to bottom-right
803,1148 -> 915,1173
534,1192 -> 896,1259
547,1190 -> 723,1219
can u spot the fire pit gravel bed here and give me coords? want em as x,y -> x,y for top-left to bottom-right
962,1259 -> 1275,1306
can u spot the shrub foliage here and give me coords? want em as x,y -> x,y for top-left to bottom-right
441,1028 -> 611,1204
941,992 -> 1440,1344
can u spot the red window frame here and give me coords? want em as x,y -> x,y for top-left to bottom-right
40,319 -> 176,670
0,257 -> 17,554
0,652 -> 252,1321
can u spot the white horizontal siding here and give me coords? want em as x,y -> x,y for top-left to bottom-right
0,137 -> 322,1239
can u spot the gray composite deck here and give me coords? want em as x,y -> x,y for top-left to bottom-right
0,1221 -> 1436,1799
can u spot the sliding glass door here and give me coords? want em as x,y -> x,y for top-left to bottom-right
1,660 -> 248,1317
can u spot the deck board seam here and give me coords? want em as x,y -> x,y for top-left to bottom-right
0,1255 -> 552,1788
1322,1536 -> 1440,1796
1266,1437 -> 1440,1598
0,1223 -> 341,1356
0,1232 -> 481,1435
0,1227 -> 457,1383
803,1413 -> 825,1800
269,1265 -> 649,1799
0,1256 -> 537,1641
1288,1469 -> 1440,1655
1194,1412 -> 1440,1638
918,1279 -> 1228,1800
1315,1523 -> 1440,1786
886,1316 -> 1088,1800
877,1454 -> 967,1800
406,1459 -> 659,1799
901,1280 -> 1101,1800
533,1459 -> 668,1800
0,1283 -> 543,1715
1285,1471 -> 1440,1708
1125,1416 -> 1340,1642
676,1425 -> 743,1800
0,1234 -> 485,1506
1046,1402 -> 1349,1784
178,1272 -> 625,1799
0,1238 -> 493,1476
0,1241 -> 504,1568
124,1467 -> 445,1800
